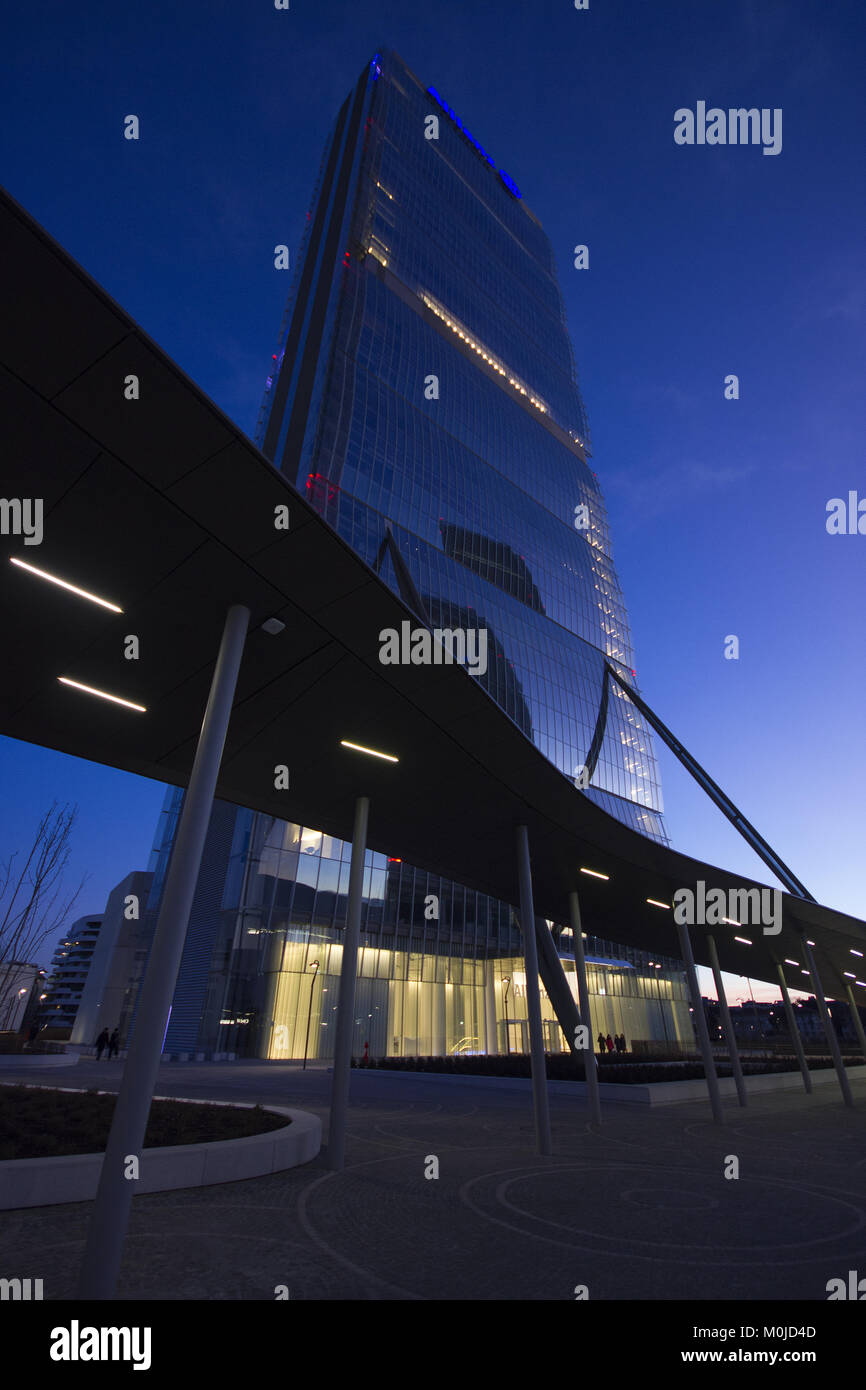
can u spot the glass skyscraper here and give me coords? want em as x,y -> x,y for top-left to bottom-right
141,50 -> 690,1062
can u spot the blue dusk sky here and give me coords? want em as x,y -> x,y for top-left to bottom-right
1,0 -> 863,1004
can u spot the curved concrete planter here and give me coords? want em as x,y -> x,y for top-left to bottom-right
0,1101 -> 320,1210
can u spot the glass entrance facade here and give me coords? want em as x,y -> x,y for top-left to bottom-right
146,801 -> 690,1061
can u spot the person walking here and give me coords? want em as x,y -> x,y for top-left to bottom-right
606,1033 -> 614,1053
620,1033 -> 627,1055
108,1028 -> 120,1059
94,1028 -> 109,1061
597,1031 -> 606,1058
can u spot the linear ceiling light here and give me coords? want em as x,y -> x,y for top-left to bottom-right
734,936 -> 752,946
784,959 -> 799,966
646,898 -> 670,910
580,867 -> 609,881
58,677 -> 145,712
10,557 -> 122,612
339,739 -> 398,763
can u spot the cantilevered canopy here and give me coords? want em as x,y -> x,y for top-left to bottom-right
1,185 -> 864,1002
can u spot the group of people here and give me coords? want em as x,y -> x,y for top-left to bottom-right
597,1031 -> 627,1056
94,1027 -> 120,1060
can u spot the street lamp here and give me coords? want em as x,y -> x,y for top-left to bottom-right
302,960 -> 320,1070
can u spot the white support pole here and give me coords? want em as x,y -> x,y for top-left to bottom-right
78,603 -> 250,1299
568,890 -> 601,1125
328,795 -> 370,1169
845,983 -> 866,1063
775,961 -> 812,1094
802,938 -> 853,1108
674,918 -> 725,1124
706,934 -> 747,1107
515,825 -> 552,1155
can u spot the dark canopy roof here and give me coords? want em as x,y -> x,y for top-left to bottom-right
1,185 -> 864,1001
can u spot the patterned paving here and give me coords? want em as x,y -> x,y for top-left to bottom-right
1,1059 -> 865,1300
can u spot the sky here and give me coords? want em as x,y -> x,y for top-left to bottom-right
0,0 -> 863,1003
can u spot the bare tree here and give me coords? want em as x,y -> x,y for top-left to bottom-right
0,802 -> 88,1014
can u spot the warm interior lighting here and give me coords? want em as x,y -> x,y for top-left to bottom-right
646,898 -> 669,909
339,739 -> 398,763
733,936 -> 752,946
58,677 -> 145,712
10,557 -> 122,612
784,958 -> 799,966
580,867 -> 609,881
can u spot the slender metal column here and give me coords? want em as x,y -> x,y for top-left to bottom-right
802,939 -> 853,1107
568,891 -> 601,1126
78,603 -> 250,1299
706,934 -> 746,1107
484,963 -> 498,1054
674,919 -> 725,1124
775,961 -> 812,1094
328,795 -> 370,1169
515,825 -> 552,1155
845,983 -> 866,1063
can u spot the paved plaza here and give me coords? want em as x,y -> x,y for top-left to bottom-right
1,1060 -> 865,1301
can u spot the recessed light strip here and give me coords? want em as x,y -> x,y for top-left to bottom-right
58,677 -> 145,712
339,740 -> 398,763
10,557 -> 122,613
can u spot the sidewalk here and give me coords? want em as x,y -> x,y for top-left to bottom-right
1,1058 -> 864,1300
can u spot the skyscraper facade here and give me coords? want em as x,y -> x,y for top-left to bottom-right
144,50 -> 690,1061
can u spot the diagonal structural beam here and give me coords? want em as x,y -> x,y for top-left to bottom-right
586,661 -> 815,902
534,915 -> 582,1045
373,521 -> 431,627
